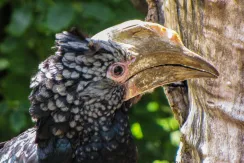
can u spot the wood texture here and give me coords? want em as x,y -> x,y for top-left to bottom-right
146,0 -> 244,162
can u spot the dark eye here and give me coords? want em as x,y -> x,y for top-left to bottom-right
113,65 -> 124,76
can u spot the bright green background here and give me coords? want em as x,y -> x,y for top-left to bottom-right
0,0 -> 179,162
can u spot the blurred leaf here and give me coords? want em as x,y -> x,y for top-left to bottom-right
10,111 -> 27,132
46,2 -> 75,32
170,131 -> 181,146
153,160 -> 170,163
0,58 -> 9,70
156,118 -> 172,132
131,122 -> 143,139
169,118 -> 179,130
147,101 -> 159,112
0,37 -> 18,53
7,6 -> 32,36
82,2 -> 113,22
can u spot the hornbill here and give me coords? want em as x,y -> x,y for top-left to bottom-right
0,20 -> 219,163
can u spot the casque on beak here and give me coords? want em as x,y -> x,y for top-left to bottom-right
92,20 -> 219,100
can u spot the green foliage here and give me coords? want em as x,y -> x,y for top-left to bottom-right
7,6 -> 33,36
0,0 -> 179,162
46,2 -> 75,32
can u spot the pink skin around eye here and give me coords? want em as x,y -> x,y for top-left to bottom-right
107,56 -> 136,83
107,62 -> 129,83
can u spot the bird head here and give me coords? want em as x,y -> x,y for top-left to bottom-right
92,20 -> 219,100
28,20 -> 218,157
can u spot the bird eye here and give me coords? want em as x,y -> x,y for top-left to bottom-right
107,62 -> 128,83
113,65 -> 124,76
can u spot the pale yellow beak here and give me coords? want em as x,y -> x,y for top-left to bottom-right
92,20 -> 219,100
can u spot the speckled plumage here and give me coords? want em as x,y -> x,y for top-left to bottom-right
0,29 -> 137,163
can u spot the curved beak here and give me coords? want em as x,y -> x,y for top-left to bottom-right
92,20 -> 219,100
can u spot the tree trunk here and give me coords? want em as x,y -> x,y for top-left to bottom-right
145,0 -> 244,162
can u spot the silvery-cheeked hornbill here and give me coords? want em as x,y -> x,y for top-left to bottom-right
0,20 -> 219,163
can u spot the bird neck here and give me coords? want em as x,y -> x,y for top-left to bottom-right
73,102 -> 136,162
74,103 -> 131,145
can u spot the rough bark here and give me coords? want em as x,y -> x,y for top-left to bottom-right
146,0 -> 244,162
